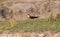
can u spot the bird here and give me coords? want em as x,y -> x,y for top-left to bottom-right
27,14 -> 39,19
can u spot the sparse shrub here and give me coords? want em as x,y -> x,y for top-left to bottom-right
0,19 -> 16,31
8,19 -> 15,28
54,13 -> 60,20
48,12 -> 55,23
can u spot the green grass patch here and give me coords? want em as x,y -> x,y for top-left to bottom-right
0,18 -> 60,32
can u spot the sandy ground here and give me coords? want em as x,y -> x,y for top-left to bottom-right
0,31 -> 60,37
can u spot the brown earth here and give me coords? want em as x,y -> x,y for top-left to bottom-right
0,0 -> 60,37
0,0 -> 60,21
0,31 -> 60,37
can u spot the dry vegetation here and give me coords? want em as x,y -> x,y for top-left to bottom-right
0,0 -> 7,3
0,0 -> 60,33
0,16 -> 60,32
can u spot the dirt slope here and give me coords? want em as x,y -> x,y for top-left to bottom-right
0,0 -> 60,20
